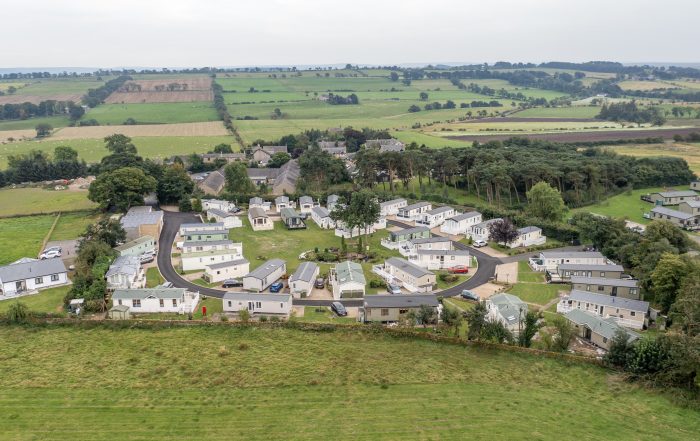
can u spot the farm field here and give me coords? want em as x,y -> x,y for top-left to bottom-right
617,80 -> 676,91
423,120 -> 623,136
0,324 -> 698,440
0,215 -> 55,264
83,102 -> 219,125
513,106 -> 602,119
0,77 -> 108,105
0,115 -> 71,131
0,188 -> 96,217
0,135 -> 238,168
392,130 -> 471,148
445,127 -> 700,144
50,121 -> 229,140
571,186 -> 687,223
606,142 -> 700,173
0,128 -> 37,142
49,211 -> 100,241
105,76 -> 213,103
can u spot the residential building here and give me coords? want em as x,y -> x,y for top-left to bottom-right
206,209 -> 243,229
179,224 -> 229,242
252,145 -> 288,165
678,200 -> 700,216
248,207 -> 273,231
329,261 -> 366,299
557,290 -> 649,329
397,202 -> 432,221
402,236 -> 453,257
223,292 -> 292,317
379,198 -> 408,217
571,276 -> 641,300
535,251 -> 607,272
486,293 -> 528,335
289,262 -> 319,298
311,206 -> 334,229
691,181 -> 700,191
196,169 -> 226,195
202,199 -> 236,213
298,196 -> 316,213
647,190 -> 697,206
180,240 -> 243,271
200,152 -> 245,164
409,249 -> 471,270
381,226 -> 430,250
105,255 -> 145,290
203,258 -> 250,283
274,196 -> 294,212
550,263 -> 625,282
249,197 -> 272,212
270,159 -> 300,195
364,139 -> 405,153
335,217 -> 387,238
115,235 -> 156,257
0,258 -> 69,296
120,206 -> 164,241
505,226 -> 546,248
318,141 -> 347,157
650,206 -> 699,228
247,167 -> 280,187
112,288 -> 200,314
384,257 -> 435,292
360,294 -> 439,323
440,211 -> 482,236
565,309 -> 640,351
466,218 -> 502,242
417,206 -> 455,228
280,207 -> 306,229
242,259 -> 287,292
326,194 -> 340,212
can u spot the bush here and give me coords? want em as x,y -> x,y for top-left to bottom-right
369,279 -> 386,288
259,315 -> 268,322
439,273 -> 458,283
6,302 -> 28,323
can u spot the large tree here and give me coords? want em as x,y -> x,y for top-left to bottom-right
88,167 -> 157,212
526,181 -> 567,221
330,190 -> 380,236
224,161 -> 255,194
157,165 -> 194,204
488,218 -> 519,244
104,134 -> 137,155
651,253 -> 688,313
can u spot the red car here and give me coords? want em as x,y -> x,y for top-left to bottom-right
448,265 -> 469,274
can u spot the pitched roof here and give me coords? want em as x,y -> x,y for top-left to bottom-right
248,207 -> 268,218
120,210 -> 163,229
223,292 -> 291,302
105,255 -> 141,278
540,251 -> 604,260
280,207 -> 302,218
386,257 -> 433,278
654,190 -> 697,198
518,226 -> 541,234
651,206 -> 695,220
411,236 -> 451,245
115,235 -> 154,252
364,294 -> 438,308
180,222 -> 224,230
182,239 -> 234,248
565,309 -> 640,342
426,206 -> 453,216
472,218 -> 503,230
682,200 -> 700,208
205,258 -> 249,270
489,293 -> 528,325
272,159 -> 300,195
299,195 -> 313,205
558,263 -> 624,272
275,196 -> 289,204
290,262 -> 319,284
568,290 -> 649,312
335,261 -> 365,285
391,226 -> 429,237
448,211 -> 481,222
570,276 -> 638,288
416,249 -> 470,256
249,197 -> 265,205
0,258 -> 67,283
245,259 -> 286,280
312,206 -> 330,218
112,288 -> 186,300
199,170 -> 225,193
327,194 -> 340,205
380,198 -> 407,208
182,228 -> 228,236
207,208 -> 236,218
401,202 -> 431,212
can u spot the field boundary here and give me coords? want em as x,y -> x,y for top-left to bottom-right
0,208 -> 97,220
40,213 -> 61,252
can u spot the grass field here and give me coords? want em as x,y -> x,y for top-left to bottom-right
514,106 -> 602,118
11,77 -> 108,96
0,114 -> 72,131
571,186 -> 686,224
0,215 -> 55,264
0,285 -> 68,314
0,188 -> 96,217
83,102 -> 219,125
617,80 -> 676,91
49,211 -> 99,241
0,323 -> 697,440
297,306 -> 356,323
607,142 -> 700,174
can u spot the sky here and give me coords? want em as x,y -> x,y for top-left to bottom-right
2,0 -> 699,68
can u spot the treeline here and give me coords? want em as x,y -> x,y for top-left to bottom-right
82,75 -> 131,108
0,100 -> 83,121
597,101 -> 666,125
1,146 -> 87,184
253,126 -> 391,158
326,93 -> 359,105
212,79 -> 244,146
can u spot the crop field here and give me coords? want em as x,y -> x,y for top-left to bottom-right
0,136 -> 238,168
0,129 -> 36,142
0,81 -> 28,92
0,188 -> 96,217
392,130 -> 471,148
50,121 -> 229,140
617,80 -> 677,91
105,77 -> 213,103
0,77 -> 108,104
606,142 -> 700,174
83,101 -> 219,125
446,127 -> 700,144
0,94 -> 83,105
0,324 -> 697,440
424,120 -> 623,137
0,215 -> 55,264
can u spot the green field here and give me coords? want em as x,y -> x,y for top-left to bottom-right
0,215 -> 55,264
514,106 -> 602,118
517,260 -> 545,283
0,135 -> 237,168
0,324 -> 697,440
571,186 -> 686,224
0,115 -> 72,131
11,77 -> 108,96
0,188 -> 96,217
49,211 -> 100,241
84,102 -> 219,125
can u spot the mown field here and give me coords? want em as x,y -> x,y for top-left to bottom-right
0,215 -> 56,264
0,324 -> 697,440
84,102 -> 219,125
0,188 -> 96,217
514,106 -> 602,119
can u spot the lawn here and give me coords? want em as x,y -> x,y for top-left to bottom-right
571,186 -> 687,224
518,260 -> 545,283
84,102 -> 219,125
0,324 -> 697,440
49,211 -> 100,241
507,282 -> 569,306
146,267 -> 164,288
0,215 -> 56,264
296,306 -> 356,324
0,188 -> 97,216
0,285 -> 68,314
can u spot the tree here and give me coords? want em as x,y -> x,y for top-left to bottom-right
551,316 -> 574,352
83,218 -> 126,247
671,267 -> 700,336
419,92 -> 428,101
103,134 -> 137,155
482,321 -> 514,344
407,104 -> 421,112
157,165 -> 194,204
464,301 -> 487,340
68,103 -> 85,120
224,162 -> 255,194
331,190 -> 380,236
7,302 -> 29,323
604,329 -> 636,368
54,145 -> 79,162
178,197 -> 193,212
645,220 -> 691,254
267,152 -> 291,168
518,311 -> 541,348
35,123 -> 52,138
440,306 -> 463,335
414,305 -> 437,328
626,338 -> 669,375
651,253 -> 688,313
88,167 -> 157,212
526,181 -> 567,221
192,197 -> 203,213
187,153 -> 206,173
488,218 -> 519,244
389,72 -> 399,82
212,143 -> 233,154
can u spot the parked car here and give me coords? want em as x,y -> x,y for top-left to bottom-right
460,290 -> 479,301
331,301 -> 347,316
386,283 -> 402,295
139,253 -> 155,264
448,265 -> 469,274
473,239 -> 487,248
40,249 -> 62,259
269,281 -> 284,293
314,277 -> 325,289
222,278 -> 243,288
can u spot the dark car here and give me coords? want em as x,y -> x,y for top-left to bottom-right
269,281 -> 284,293
222,278 -> 243,288
331,302 -> 347,316
460,290 -> 480,301
314,277 -> 325,289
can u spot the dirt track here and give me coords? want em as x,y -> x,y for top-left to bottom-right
50,121 -> 228,140
447,127 -> 700,143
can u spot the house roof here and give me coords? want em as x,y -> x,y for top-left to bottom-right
105,255 -> 141,278
182,228 -> 228,236
318,141 -> 347,149
201,153 -> 245,160
380,198 -> 407,208
448,211 -> 481,222
207,208 -> 235,218
181,222 -> 224,230
272,159 -> 300,195
223,292 -> 291,302
489,293 -> 528,325
261,145 -> 287,154
364,294 -> 438,308
290,262 -> 319,284
0,258 -> 67,283
335,261 -> 365,285
365,139 -> 405,152
182,239 -> 234,248
654,190 -> 697,198
391,226 -> 429,237
651,206 -> 695,220
115,235 -> 154,252
312,206 -> 330,218
565,309 -> 640,343
247,168 -> 279,180
558,263 -> 624,272
205,258 -> 249,270
416,249 -> 470,257
411,236 -> 451,245
299,196 -> 313,205
472,218 -> 503,230
112,288 -> 186,300
120,210 -> 163,229
280,207 -> 302,218
682,200 -> 700,208
570,276 -> 638,288
401,202 -> 431,212
199,170 -> 225,193
248,207 -> 268,219
245,259 -> 286,280
249,197 -> 265,205
426,206 -> 453,216
327,194 -> 339,205
540,251 -> 604,260
518,226 -> 541,234
568,290 -> 649,312
275,196 -> 289,204
386,257 -> 433,278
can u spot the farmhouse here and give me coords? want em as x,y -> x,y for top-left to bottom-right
248,207 -> 273,231
288,262 -> 319,298
298,196 -> 316,213
486,293 -> 528,335
249,197 -> 272,212
115,235 -> 156,257
417,206 -> 456,228
206,209 -> 243,228
557,290 -> 649,329
678,200 -> 700,216
274,196 -> 294,212
505,226 -> 546,248
565,309 -> 640,351
647,190 -> 697,206
379,198 -> 408,216
384,257 -> 435,292
196,169 -> 226,195
120,206 -> 163,241
326,194 -> 340,212
381,226 -> 430,249
550,263 -> 625,282
105,255 -> 145,290
112,288 -> 200,314
410,249 -> 471,270
0,258 -> 69,296
200,152 -> 245,164
364,139 -> 405,153
242,259 -> 287,292
202,199 -> 236,213
397,202 -> 432,221
360,294 -> 439,323
649,206 -> 699,228
440,211 -> 482,235
179,223 -> 229,242
466,218 -> 502,242
280,207 -> 306,229
330,261 -> 366,299
223,292 -> 292,317
270,159 -> 300,195
181,240 -> 243,271
203,258 -> 250,283
311,206 -> 334,229
252,145 -> 288,165
535,251 -> 607,272
571,276 -> 641,300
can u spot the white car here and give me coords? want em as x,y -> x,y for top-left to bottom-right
473,239 -> 487,248
40,249 -> 62,259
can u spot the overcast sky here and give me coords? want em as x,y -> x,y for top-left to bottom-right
3,0 -> 699,68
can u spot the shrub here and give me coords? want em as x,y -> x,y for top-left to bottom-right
439,273 -> 458,283
369,279 -> 386,288
259,315 -> 268,323
6,302 -> 28,323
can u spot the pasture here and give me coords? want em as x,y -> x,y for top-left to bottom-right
0,324 -> 698,440
50,121 -> 229,140
0,188 -> 96,217
83,102 -> 219,125
49,211 -> 100,241
617,80 -> 677,91
105,77 -> 213,103
0,215 -> 55,264
514,106 -> 602,118
0,115 -> 71,131
0,77 -> 108,105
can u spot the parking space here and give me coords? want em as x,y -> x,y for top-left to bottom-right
44,239 -> 79,266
